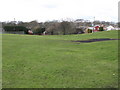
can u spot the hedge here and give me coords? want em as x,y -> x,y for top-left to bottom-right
4,26 -> 28,31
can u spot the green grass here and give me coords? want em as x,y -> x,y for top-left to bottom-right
2,31 -> 119,88
0,33 -> 2,89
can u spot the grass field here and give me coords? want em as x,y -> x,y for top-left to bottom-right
0,33 -> 2,89
2,31 -> 119,88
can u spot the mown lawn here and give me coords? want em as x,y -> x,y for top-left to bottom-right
2,31 -> 119,88
0,33 -> 2,89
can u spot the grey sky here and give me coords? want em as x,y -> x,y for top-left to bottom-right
0,0 -> 119,22
118,1 -> 120,22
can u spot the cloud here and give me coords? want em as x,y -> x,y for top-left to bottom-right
0,0 -> 119,22
118,1 -> 120,22
42,4 -> 58,9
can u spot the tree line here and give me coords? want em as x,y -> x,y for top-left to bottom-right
2,19 -> 118,35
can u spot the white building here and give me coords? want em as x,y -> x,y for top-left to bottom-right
106,25 -> 115,31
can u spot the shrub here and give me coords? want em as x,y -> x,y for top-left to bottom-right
99,27 -> 104,31
34,27 -> 45,34
88,29 -> 92,33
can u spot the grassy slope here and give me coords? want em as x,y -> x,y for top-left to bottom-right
0,34 -> 2,89
2,31 -> 119,88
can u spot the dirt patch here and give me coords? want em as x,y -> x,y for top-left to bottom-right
72,38 -> 120,43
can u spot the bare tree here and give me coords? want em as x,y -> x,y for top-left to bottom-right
60,21 -> 75,35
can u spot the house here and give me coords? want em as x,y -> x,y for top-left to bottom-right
93,25 -> 100,32
106,25 -> 115,31
28,30 -> 33,35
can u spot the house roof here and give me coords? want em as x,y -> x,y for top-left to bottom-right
107,25 -> 114,28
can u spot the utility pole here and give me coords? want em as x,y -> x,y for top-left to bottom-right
94,17 -> 95,22
14,18 -> 15,31
93,16 -> 95,26
92,16 -> 95,33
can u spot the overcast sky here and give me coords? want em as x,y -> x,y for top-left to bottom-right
0,0 -> 119,22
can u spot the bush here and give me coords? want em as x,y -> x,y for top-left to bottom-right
99,27 -> 104,31
34,27 -> 45,34
88,29 -> 92,33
